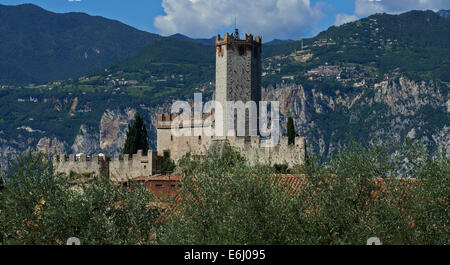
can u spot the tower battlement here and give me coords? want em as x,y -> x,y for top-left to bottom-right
157,113 -> 177,129
215,32 -> 262,46
216,30 -> 262,57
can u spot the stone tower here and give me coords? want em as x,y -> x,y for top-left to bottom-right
215,29 -> 262,138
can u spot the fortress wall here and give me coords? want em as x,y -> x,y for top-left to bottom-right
232,136 -> 306,168
53,150 -> 158,182
158,127 -> 306,167
157,127 -> 215,162
53,154 -> 104,177
109,150 -> 156,182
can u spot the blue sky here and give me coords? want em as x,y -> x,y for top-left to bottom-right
0,0 -> 448,40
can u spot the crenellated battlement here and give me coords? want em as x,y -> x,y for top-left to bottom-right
109,150 -> 158,182
215,31 -> 262,46
226,136 -> 307,167
111,149 -> 148,161
53,150 -> 161,182
53,153 -> 107,178
216,29 -> 262,57
53,153 -> 106,163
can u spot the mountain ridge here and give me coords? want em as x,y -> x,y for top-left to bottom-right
168,33 -> 216,46
0,7 -> 448,169
0,3 -> 160,85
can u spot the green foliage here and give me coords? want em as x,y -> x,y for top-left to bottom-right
273,163 -> 291,174
156,139 -> 449,245
315,10 -> 450,81
123,114 -> 149,156
0,152 -> 160,245
0,139 -> 448,245
156,148 -> 304,244
287,117 -> 295,145
0,4 -> 159,85
160,150 -> 176,175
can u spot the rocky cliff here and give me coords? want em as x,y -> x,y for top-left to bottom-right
0,103 -> 171,170
264,77 -> 449,156
0,77 -> 448,169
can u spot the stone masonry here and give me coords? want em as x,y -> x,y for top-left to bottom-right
215,30 -> 262,137
157,30 -> 307,167
53,150 -> 160,182
54,30 -> 307,180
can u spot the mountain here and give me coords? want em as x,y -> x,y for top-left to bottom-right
265,39 -> 295,45
105,37 -> 216,103
0,4 -> 159,85
263,10 -> 450,82
169,33 -> 216,46
438,9 -> 450,19
0,9 -> 449,169
169,34 -> 296,46
116,37 -> 215,66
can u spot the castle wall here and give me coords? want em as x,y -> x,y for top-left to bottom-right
157,125 -> 306,167
227,136 -> 306,168
155,31 -> 306,169
53,150 -> 158,182
109,150 -> 157,182
157,127 -> 215,162
53,154 -> 105,177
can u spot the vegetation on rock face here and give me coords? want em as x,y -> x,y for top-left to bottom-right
0,138 -> 448,245
0,9 -> 448,162
287,116 -> 295,145
123,114 -> 149,156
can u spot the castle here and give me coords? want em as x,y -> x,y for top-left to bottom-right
54,30 -> 307,181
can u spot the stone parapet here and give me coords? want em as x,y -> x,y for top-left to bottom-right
53,150 -> 160,182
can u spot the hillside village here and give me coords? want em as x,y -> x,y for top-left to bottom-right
3,13 -> 448,100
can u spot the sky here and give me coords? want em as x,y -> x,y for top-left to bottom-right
0,0 -> 449,41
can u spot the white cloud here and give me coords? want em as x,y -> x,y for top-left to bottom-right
355,0 -> 450,16
334,13 -> 359,26
154,0 -> 324,40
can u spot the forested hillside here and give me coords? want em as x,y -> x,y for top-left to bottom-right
0,4 -> 159,85
0,8 -> 448,169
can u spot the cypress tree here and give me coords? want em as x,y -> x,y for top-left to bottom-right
123,114 -> 149,156
287,116 -> 295,145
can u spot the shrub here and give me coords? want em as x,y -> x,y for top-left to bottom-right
0,152 -> 160,245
